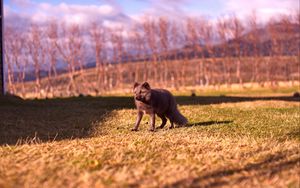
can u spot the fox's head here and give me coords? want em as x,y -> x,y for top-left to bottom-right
133,82 -> 151,103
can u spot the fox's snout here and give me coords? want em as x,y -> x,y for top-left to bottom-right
135,95 -> 143,101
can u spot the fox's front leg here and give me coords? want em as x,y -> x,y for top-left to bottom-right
132,111 -> 143,131
149,113 -> 155,132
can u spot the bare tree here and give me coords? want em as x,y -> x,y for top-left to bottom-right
45,20 -> 60,96
128,23 -> 147,82
12,33 -> 26,95
292,12 -> 300,84
248,11 -> 261,85
143,17 -> 159,84
185,17 -> 200,86
54,23 -> 84,96
217,18 -> 231,86
228,15 -> 244,86
3,26 -> 29,97
18,39 -> 30,98
199,18 -> 215,87
279,14 -> 297,84
169,21 -> 183,88
4,26 -> 16,94
158,17 -> 171,86
28,24 -> 46,97
110,27 -> 125,89
267,18 -> 281,87
47,20 -> 59,78
89,22 -> 107,93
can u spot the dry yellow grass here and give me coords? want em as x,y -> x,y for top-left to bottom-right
0,91 -> 299,187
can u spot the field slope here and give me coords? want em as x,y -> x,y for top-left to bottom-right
0,90 -> 299,187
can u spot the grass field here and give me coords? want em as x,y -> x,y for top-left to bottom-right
0,87 -> 300,188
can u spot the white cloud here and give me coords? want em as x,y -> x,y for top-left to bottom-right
103,20 -> 124,29
32,3 -> 116,25
5,1 -> 123,26
5,0 -> 298,29
51,3 -> 114,16
222,0 -> 298,22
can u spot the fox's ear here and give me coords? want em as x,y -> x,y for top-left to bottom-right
142,82 -> 151,90
133,82 -> 139,89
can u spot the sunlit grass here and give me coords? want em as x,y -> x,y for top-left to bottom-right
0,88 -> 299,187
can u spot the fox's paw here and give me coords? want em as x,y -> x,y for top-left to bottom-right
131,128 -> 138,131
149,128 -> 155,132
157,125 -> 164,129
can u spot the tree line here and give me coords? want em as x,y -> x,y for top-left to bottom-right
4,12 -> 300,98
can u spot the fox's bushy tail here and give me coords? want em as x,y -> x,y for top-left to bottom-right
171,107 -> 188,126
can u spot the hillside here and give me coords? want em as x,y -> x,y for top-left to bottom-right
11,55 -> 299,99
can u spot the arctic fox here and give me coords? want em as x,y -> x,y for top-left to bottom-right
132,82 -> 188,131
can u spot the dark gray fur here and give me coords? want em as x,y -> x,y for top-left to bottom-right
132,82 -> 188,131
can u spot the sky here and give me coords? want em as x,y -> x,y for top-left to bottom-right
3,0 -> 299,28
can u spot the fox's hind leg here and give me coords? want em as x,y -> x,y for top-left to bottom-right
169,120 -> 174,129
157,114 -> 167,129
166,113 -> 174,129
149,113 -> 156,131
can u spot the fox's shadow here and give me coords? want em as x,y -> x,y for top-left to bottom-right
186,120 -> 233,127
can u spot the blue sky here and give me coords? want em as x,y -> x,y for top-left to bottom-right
3,0 -> 299,27
4,0 -> 224,15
